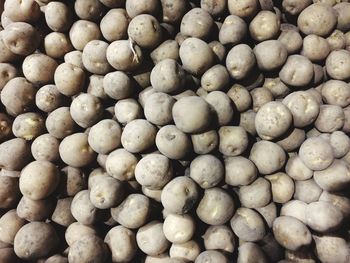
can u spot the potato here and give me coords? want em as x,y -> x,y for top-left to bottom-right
278,29 -> 303,54
279,55 -> 314,87
205,91 -> 234,126
4,0 -> 40,23
51,197 -> 75,227
44,32 -> 73,59
69,20 -> 101,51
285,155 -> 313,181
334,2 -> 350,32
111,193 -> 150,229
35,85 -> 64,113
202,225 -> 235,253
68,234 -> 108,263
44,1 -> 72,32
189,154 -> 223,189
12,112 -> 45,140
179,37 -> 215,76
0,210 -> 26,245
74,0 -> 104,21
239,177 -> 271,208
280,200 -> 308,224
191,130 -> 218,155
231,208 -> 266,242
314,105 -> 345,133
0,63 -> 17,91
105,225 -> 137,262
82,40 -> 111,75
136,221 -> 170,256
45,255 -> 68,263
1,77 -> 35,117
277,128 -> 305,152
293,179 -> 322,204
65,222 -> 97,246
169,240 -> 200,262
297,3 -> 337,36
0,31 -> 18,63
163,214 -> 195,244
255,101 -> 292,140
99,0 -> 124,8
273,216 -> 312,251
321,80 -> 350,107
254,40 -> 288,71
325,49 -> 350,80
2,22 -> 39,56
115,100 -> 141,125
226,44 -> 255,80
329,131 -> 350,158
314,235 -> 350,263
249,140 -> 286,175
105,148 -> 138,181
251,87 -> 274,112
228,0 -> 259,18
237,242 -> 268,263
0,138 -> 31,170
219,15 -> 247,45
201,65 -> 229,93
197,187 -> 234,225
16,196 -> 54,222
14,222 -> 59,260
64,50 -> 84,69
225,156 -> 257,187
327,30 -> 346,51
255,202 -> 278,229
301,35 -> 330,62
46,107 -> 77,139
160,0 -> 187,24
31,134 -> 60,162
150,40 -> 179,65
0,175 -> 20,209
227,84 -> 252,112
201,0 -> 226,16
180,8 -> 213,40
161,176 -> 198,214
144,92 -> 175,125
0,113 -> 12,142
70,190 -> 99,225
282,0 -> 312,15
59,133 -> 96,168
100,9 -> 128,42
128,14 -> 162,49
249,11 -> 280,41
54,62 -> 86,96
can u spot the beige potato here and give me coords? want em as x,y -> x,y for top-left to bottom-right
301,35 -> 330,62
51,197 -> 75,227
4,0 -> 40,23
239,177 -> 271,208
35,85 -> 64,113
249,11 -> 280,41
205,91 -> 234,126
329,131 -> 350,158
0,210 -> 26,245
74,0 -> 104,21
203,225 -> 235,253
191,130 -> 218,154
0,31 -> 18,63
0,113 -> 13,142
54,62 -> 85,96
325,49 -> 350,80
65,222 -> 97,246
334,2 -> 350,32
280,200 -> 308,224
71,190 -> 98,225
144,92 -> 175,125
327,30 -> 346,51
0,63 -> 17,91
150,40 -> 180,65
237,242 -> 268,263
100,9 -> 129,42
227,84 -> 252,112
16,196 -> 54,222
82,40 -> 111,75
265,173 -> 294,204
0,138 -> 31,170
44,32 -> 73,59
321,80 -> 350,107
107,40 -> 143,71
31,134 -> 60,162
219,15 -> 247,45
251,87 -> 274,112
69,20 -> 101,50
114,100 -> 141,123
314,105 -> 345,133
276,128 -> 306,152
180,8 -> 214,40
163,214 -> 195,244
282,0 -> 312,15
225,156 -> 257,186
254,40 -> 288,71
64,50 -> 84,69
279,55 -> 314,86
169,240 -> 200,262
44,1 -> 72,32
160,0 -> 187,24
46,107 -> 77,139
314,235 -> 350,263
12,112 -> 45,140
226,44 -> 255,80
228,0 -> 259,18
294,179 -> 322,204
105,148 -> 138,181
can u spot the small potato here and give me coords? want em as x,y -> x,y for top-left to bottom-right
35,85 -> 64,113
201,0 -> 227,16
249,140 -> 286,175
68,234 -> 108,263
219,15 -> 247,45
279,55 -> 314,87
2,22 -> 39,56
219,126 -> 248,156
88,119 -> 121,154
19,160 -> 59,200
299,136 -> 334,171
107,40 -> 143,71
329,131 -> 350,158
228,0 -> 259,18
314,105 -> 345,133
237,242 -> 268,263
111,194 -> 150,229
278,29 -> 303,55
276,128 -> 305,152
249,11 -> 280,41
16,196 -> 54,222
297,3 -> 337,36
282,91 -> 320,127
31,134 -> 60,162
65,222 -> 97,246
59,133 -> 97,168
179,38 -> 215,76
191,130 -> 218,154
225,156 -> 257,186
169,240 -> 200,262
71,190 -> 98,225
105,225 -> 137,262
273,216 -> 312,251
0,138 -> 31,170
54,62 -> 86,96
0,210 -> 26,245
201,65 -> 230,92
59,166 -> 87,197
46,107 -> 77,139
325,49 -> 350,80
172,96 -> 212,133
126,0 -> 159,18
14,222 -> 59,260
189,154 -> 223,189
144,92 -> 175,125
51,197 -> 75,227
74,0 -> 104,21
313,159 -> 350,191
305,201 -> 343,232
100,9 -> 129,42
265,173 -> 294,204
203,225 -> 235,253
45,255 -> 68,263
282,0 -> 312,15
163,214 -> 195,244
239,178 -> 271,208
209,41 -> 226,62
255,202 -> 278,229
226,44 -> 255,80
0,63 -> 17,91
160,0 -> 187,24
161,176 -> 198,214
227,84 -> 252,112
280,200 -> 308,224
327,30 -> 346,51
12,112 -> 45,140
136,221 -> 170,256
114,99 -> 142,124
255,101 -> 292,140
64,51 -> 84,69
69,20 -> 101,51
90,176 -> 124,209
197,187 -> 235,225
314,235 -> 350,263
44,1 -> 72,32
1,78 -> 37,116
121,119 -> 157,153
320,191 -> 350,218
231,208 -> 266,242
103,71 -> 133,100
4,0 -> 40,23
251,87 -> 274,112
254,40 -> 288,71
285,155 -> 313,181
321,80 -> 350,107
105,148 -> 138,181
44,32 -> 73,59
180,8 -> 213,40
156,125 -> 191,160
135,153 -> 173,190
334,2 -> 350,32
150,40 -> 179,64
0,31 -> 18,63
196,251 -> 228,263
294,179 -> 322,203
301,35 -> 330,62
87,75 -> 107,100
0,113 -> 12,142
82,40 -> 111,75
205,91 -> 234,126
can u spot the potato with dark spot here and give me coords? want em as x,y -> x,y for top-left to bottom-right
35,85 -> 64,113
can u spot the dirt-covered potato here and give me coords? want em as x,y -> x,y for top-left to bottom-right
325,49 -> 350,80
163,214 -> 195,244
144,92 -> 175,125
179,37 -> 215,76
202,225 -> 235,253
44,1 -> 72,32
219,15 -> 247,45
191,129 -> 218,154
70,190 -> 98,225
205,91 -> 234,126
239,177 -> 271,208
161,176 -> 198,214
226,44 -> 255,80
321,80 -> 350,107
249,10 -> 280,41
35,85 -> 64,113
297,3 -> 337,36
279,55 -> 314,87
0,63 -> 17,91
4,0 -> 40,23
14,222 -> 59,260
74,0 -> 104,21
0,31 -> 19,63
254,40 -> 287,71
68,234 -> 108,263
0,138 -> 31,170
227,84 -> 252,112
105,225 -> 137,262
51,197 -> 75,227
69,20 -> 101,51
225,156 -> 257,186
314,105 -> 345,133
111,194 -> 150,229
0,209 -> 26,245
277,128 -> 306,152
218,126 -> 248,156
251,87 -> 274,112
314,235 -> 350,263
12,112 -> 45,140
16,196 -> 54,222
0,175 -> 20,209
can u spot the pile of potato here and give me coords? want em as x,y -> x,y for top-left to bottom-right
0,0 -> 350,262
